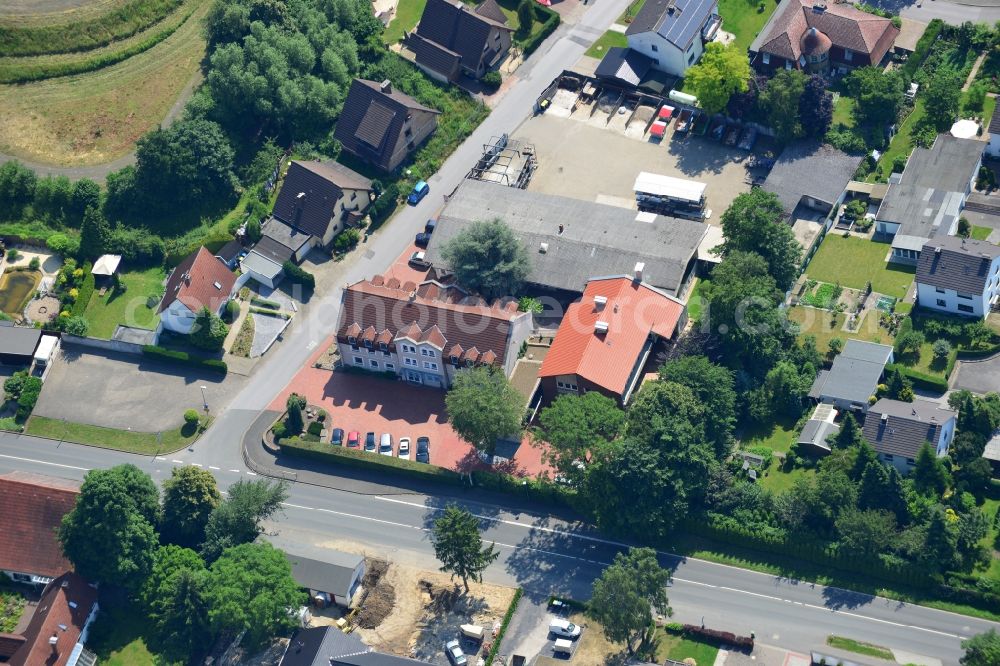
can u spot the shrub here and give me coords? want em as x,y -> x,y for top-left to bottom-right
518,296 -> 542,313
223,299 -> 240,323
368,184 -> 400,225
746,445 -> 774,469
45,233 -> 79,256
15,376 -> 43,420
307,420 -> 323,437
63,315 -> 89,337
682,625 -> 754,650
249,297 -> 280,310
4,371 -> 28,400
520,4 -> 560,56
183,409 -> 200,425
6,249 -> 19,262
481,71 -> 502,91
282,261 -> 315,290
932,338 -> 952,361
28,256 -> 40,271
70,264 -> 95,317
332,228 -> 361,253
141,346 -> 228,374
828,337 -> 843,356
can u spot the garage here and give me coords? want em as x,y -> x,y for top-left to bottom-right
0,323 -> 42,367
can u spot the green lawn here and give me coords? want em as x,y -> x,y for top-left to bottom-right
656,629 -> 719,665
687,278 -> 710,323
83,266 -> 165,339
972,225 -> 993,241
26,415 -> 206,455
617,0 -> 647,25
740,413 -> 799,454
585,29 -> 627,59
383,0 -> 427,44
758,461 -> 815,493
832,92 -> 855,128
87,602 -> 180,666
718,0 -> 778,53
805,234 -> 916,299
826,636 -> 893,660
870,99 -> 925,183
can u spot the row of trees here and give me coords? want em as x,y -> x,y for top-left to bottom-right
59,465 -> 301,658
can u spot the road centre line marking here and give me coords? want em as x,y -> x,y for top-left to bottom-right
171,460 -> 184,464
209,466 -> 220,470
191,463 -> 202,467
0,453 -> 89,472
229,469 -> 241,473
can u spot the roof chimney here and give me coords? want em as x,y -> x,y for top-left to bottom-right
594,295 -> 608,309
558,224 -> 564,234
595,321 -> 609,334
935,246 -> 942,254
881,413 -> 888,422
539,242 -> 549,253
380,79 -> 392,94
634,262 -> 645,280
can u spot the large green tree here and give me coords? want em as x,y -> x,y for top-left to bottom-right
659,355 -> 736,457
924,67 -> 963,131
70,178 -> 101,223
799,74 -> 834,138
202,542 -> 306,648
534,392 -> 624,484
58,465 -> 160,590
857,461 -> 909,524
847,66 -> 904,127
141,545 -> 211,661
718,189 -> 801,291
912,442 -> 950,496
133,118 -> 237,215
835,508 -> 897,556
589,548 -> 671,654
962,630 -> 1000,666
445,366 -> 523,455
161,466 -> 222,549
79,206 -> 111,260
759,69 -> 806,142
190,307 -> 229,351
430,505 -> 500,592
685,42 -> 750,114
201,478 -> 288,561
441,219 -> 530,298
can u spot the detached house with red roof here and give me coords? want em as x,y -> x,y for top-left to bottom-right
749,0 -> 898,76
159,246 -> 239,335
538,276 -> 687,406
0,472 -> 100,666
335,276 -> 533,388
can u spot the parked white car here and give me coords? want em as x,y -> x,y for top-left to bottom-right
549,618 -> 581,639
379,433 -> 393,456
398,437 -> 411,460
445,639 -> 466,665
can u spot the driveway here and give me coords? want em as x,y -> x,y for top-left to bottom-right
33,347 -> 243,431
502,594 -> 559,662
953,353 -> 1000,394
271,360 -> 549,475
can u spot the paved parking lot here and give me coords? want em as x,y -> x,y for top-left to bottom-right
271,355 -> 548,476
513,111 -> 754,220
954,354 -> 1000,394
34,347 -> 242,431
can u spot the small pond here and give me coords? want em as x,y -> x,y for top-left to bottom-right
0,270 -> 40,317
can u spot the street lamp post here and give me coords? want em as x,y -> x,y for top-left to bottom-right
200,385 -> 209,412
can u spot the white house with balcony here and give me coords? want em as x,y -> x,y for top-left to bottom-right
624,0 -> 720,78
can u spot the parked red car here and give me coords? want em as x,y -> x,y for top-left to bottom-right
347,431 -> 360,448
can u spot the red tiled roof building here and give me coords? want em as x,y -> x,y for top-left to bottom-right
159,246 -> 238,335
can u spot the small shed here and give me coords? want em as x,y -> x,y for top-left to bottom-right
287,551 -> 365,608
241,250 -> 284,289
0,323 -> 42,366
91,254 -> 122,277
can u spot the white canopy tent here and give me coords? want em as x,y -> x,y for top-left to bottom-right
91,254 -> 122,277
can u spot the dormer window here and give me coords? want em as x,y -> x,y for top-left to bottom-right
348,336 -> 357,347
465,359 -> 474,368
762,53 -> 770,65
451,355 -> 460,366
379,342 -> 389,352
364,339 -> 373,349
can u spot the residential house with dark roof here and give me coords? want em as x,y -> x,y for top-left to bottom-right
424,179 -> 708,298
863,398 -> 957,474
539,276 -> 686,406
406,0 -> 513,83
624,0 -> 721,77
808,339 -> 894,413
159,246 -> 238,334
335,275 -> 533,388
875,134 -> 984,264
0,572 -> 99,666
0,471 -> 80,586
286,550 -> 365,608
749,0 -> 898,75
762,140 -> 862,219
334,79 -> 440,173
915,236 -> 1000,318
280,626 -> 424,666
594,47 -> 675,94
988,102 -> 1000,158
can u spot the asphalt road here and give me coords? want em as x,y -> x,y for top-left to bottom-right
0,429 -> 996,665
868,0 -> 1000,23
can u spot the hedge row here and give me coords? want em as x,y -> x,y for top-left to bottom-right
282,261 -> 316,290
957,343 -> 1000,359
249,307 -> 290,319
888,363 -> 950,393
521,5 -> 560,57
279,437 -> 464,484
901,18 -> 944,80
681,625 -> 753,651
680,516 -> 930,588
250,297 -> 281,310
485,588 -> 523,666
0,6 -> 194,84
71,262 -> 95,317
141,345 -> 227,374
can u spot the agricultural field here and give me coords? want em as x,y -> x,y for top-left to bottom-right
0,0 -> 207,166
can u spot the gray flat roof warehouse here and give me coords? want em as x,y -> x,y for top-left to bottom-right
424,180 -> 708,296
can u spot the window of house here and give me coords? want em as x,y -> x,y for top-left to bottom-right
379,342 -> 389,352
688,51 -> 697,65
370,360 -> 379,369
958,292 -> 973,300
907,458 -> 916,466
385,363 -> 395,370
651,44 -> 658,52
364,339 -> 372,349
884,453 -> 894,461
935,287 -> 945,294
354,356 -> 364,365
556,380 -> 578,391
762,53 -> 770,65
401,344 -> 416,354
937,299 -> 946,307
421,349 -> 435,358
465,359 -> 475,367
11,573 -> 30,583
348,336 -> 357,347
424,361 -> 439,370
844,49 -> 853,62
652,58 -> 659,65
958,304 -> 974,313
785,60 -> 792,70
404,357 -> 418,367
450,355 -> 459,365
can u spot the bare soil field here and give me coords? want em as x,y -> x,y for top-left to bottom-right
0,0 -> 207,165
